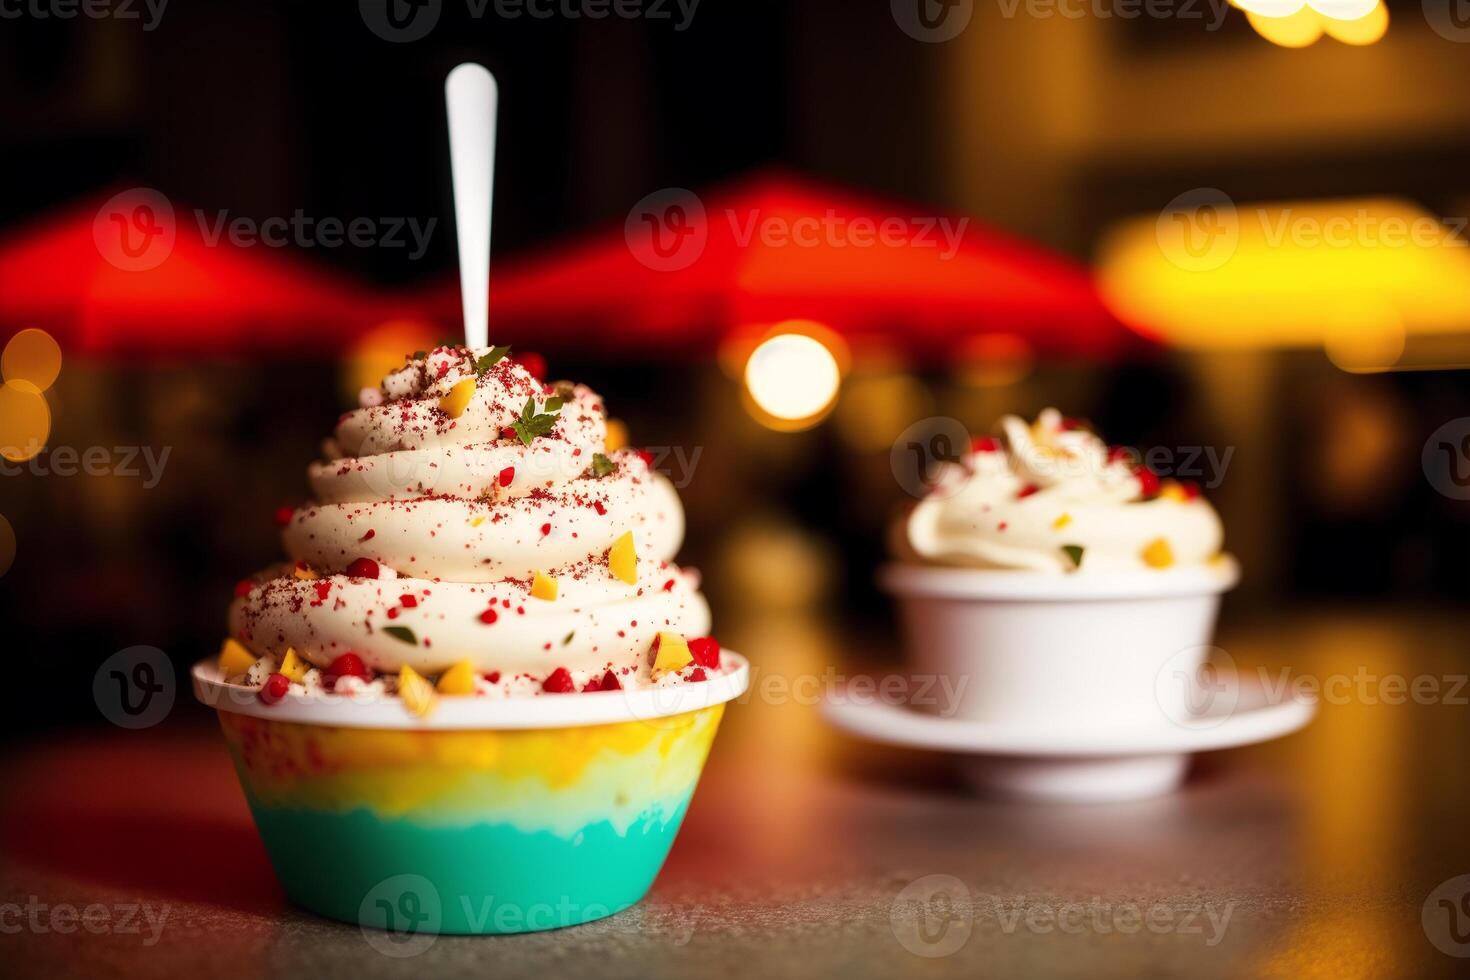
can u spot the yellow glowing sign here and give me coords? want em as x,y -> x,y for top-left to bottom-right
1097,197 -> 1470,369
744,331 -> 842,430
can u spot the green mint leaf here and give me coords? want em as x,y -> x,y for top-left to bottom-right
590,453 -> 616,478
521,397 -> 535,421
510,412 -> 558,446
475,345 -> 511,375
543,396 -> 564,413
1061,545 -> 1085,569
410,350 -> 426,361
383,626 -> 418,645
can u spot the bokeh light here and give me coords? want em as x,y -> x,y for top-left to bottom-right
343,320 -> 440,399
1322,1 -> 1388,45
2,328 -> 62,391
744,332 -> 842,429
0,381 -> 51,462
1247,7 -> 1325,47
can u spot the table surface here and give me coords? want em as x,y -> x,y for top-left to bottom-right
5,607 -> 1470,979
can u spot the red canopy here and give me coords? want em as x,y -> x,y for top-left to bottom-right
0,190 -> 377,358
416,171 -> 1141,361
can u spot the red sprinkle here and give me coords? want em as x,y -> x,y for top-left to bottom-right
479,608 -> 499,625
259,673 -> 290,705
688,636 -> 721,669
498,466 -> 515,487
1181,480 -> 1202,500
540,523 -> 552,537
1017,484 -> 1039,499
400,594 -> 418,608
636,449 -> 655,470
234,580 -> 254,598
359,529 -> 376,542
1135,467 -> 1160,498
971,436 -> 1000,453
273,506 -> 295,528
314,581 -> 331,602
387,607 -> 399,620
346,557 -> 380,579
483,671 -> 501,684
688,667 -> 708,683
662,579 -> 676,592
592,501 -> 606,516
542,667 -> 575,694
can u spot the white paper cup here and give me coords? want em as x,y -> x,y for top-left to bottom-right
881,560 -> 1239,731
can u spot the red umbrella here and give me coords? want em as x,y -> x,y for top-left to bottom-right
0,189 -> 378,358
414,170 -> 1142,361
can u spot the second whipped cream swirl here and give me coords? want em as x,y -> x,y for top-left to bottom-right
904,408 -> 1225,573
230,346 -> 710,684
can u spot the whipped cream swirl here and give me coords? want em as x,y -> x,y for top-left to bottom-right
903,408 -> 1225,573
229,346 -> 711,685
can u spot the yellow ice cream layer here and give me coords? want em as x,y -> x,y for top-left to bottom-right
219,706 -> 723,836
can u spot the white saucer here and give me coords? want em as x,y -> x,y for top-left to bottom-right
821,670 -> 1315,803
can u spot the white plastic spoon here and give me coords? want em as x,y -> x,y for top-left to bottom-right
445,62 -> 499,350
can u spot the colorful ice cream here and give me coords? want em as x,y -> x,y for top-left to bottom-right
901,408 -> 1225,574
221,346 -> 723,707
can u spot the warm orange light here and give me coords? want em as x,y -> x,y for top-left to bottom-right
0,380 -> 50,462
2,328 -> 62,391
744,332 -> 842,430
1097,197 -> 1470,359
1247,6 -> 1324,46
1321,0 -> 1388,44
344,320 -> 440,398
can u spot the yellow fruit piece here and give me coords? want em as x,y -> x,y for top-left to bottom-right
279,647 -> 309,683
439,377 -> 476,419
653,631 -> 693,674
1051,513 -> 1072,530
293,563 -> 319,580
470,516 -> 485,528
531,571 -> 559,601
1141,538 -> 1175,569
605,418 -> 629,452
608,531 -> 637,584
1159,481 -> 1188,503
218,638 -> 255,678
399,664 -> 438,718
436,659 -> 477,695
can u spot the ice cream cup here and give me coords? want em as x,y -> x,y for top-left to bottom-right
880,562 -> 1238,731
192,655 -> 748,935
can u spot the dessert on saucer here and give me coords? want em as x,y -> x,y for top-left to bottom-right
824,409 -> 1313,802
194,346 -> 747,933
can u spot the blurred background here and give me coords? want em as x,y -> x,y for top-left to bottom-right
3,0 -> 1470,737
